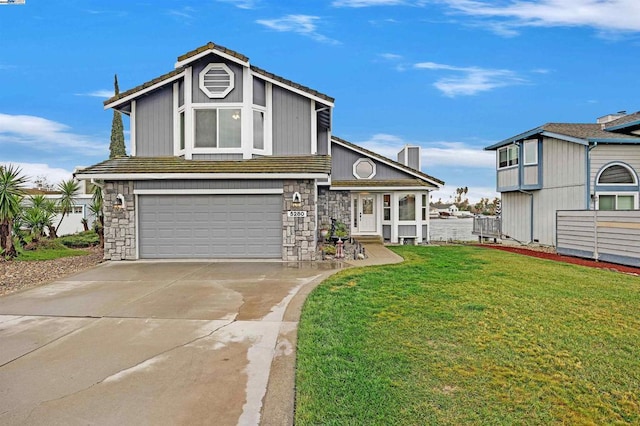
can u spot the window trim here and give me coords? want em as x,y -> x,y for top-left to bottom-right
199,63 -> 234,99
192,105 -> 243,153
523,139 -> 538,166
596,162 -> 638,186
497,145 -> 519,170
595,192 -> 638,210
353,158 -> 377,180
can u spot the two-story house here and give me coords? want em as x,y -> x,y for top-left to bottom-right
76,42 -> 443,261
485,111 -> 640,246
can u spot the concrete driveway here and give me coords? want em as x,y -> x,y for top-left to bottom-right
0,260 -> 342,426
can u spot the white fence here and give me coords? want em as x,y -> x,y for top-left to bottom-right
556,210 -> 640,267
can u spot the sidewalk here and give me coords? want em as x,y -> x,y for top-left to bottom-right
345,242 -> 405,267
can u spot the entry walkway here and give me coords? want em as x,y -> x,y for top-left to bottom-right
344,242 -> 404,267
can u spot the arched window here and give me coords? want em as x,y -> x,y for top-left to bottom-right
595,163 -> 638,211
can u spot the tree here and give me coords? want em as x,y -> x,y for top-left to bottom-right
22,194 -> 56,241
54,179 -> 80,237
0,165 -> 27,257
109,74 -> 126,158
89,184 -> 104,248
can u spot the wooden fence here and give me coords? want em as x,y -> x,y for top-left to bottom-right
556,210 -> 640,267
472,216 -> 501,241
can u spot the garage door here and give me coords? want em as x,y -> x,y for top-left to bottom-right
138,194 -> 282,259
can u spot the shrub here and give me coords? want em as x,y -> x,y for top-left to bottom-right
58,231 -> 100,248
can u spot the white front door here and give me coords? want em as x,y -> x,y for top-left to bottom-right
357,194 -> 376,233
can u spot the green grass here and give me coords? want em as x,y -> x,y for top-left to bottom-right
295,246 -> 640,425
16,239 -> 90,261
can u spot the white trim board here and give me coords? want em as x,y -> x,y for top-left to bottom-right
76,172 -> 329,180
105,71 -> 186,110
134,189 -> 284,195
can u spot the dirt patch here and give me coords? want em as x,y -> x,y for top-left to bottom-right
478,244 -> 640,276
0,246 -> 104,297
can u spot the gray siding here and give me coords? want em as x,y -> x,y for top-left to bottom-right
497,167 -> 518,189
272,86 -> 311,155
317,127 -> 329,155
191,56 -> 243,104
191,154 -> 244,161
501,191 -> 532,243
135,180 -> 283,190
543,138 -> 586,188
532,185 -> 585,245
523,166 -> 539,186
331,144 -> 411,181
557,210 -> 640,267
135,86 -> 173,156
398,224 -> 416,237
590,144 -> 640,186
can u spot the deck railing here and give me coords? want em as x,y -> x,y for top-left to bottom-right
472,216 -> 501,239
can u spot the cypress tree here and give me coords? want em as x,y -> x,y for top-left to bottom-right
109,74 -> 126,158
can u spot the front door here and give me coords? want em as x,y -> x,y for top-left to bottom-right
358,194 -> 376,233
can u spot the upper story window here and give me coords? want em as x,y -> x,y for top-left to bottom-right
597,163 -> 636,185
195,108 -> 241,148
498,145 -> 519,169
523,139 -> 538,165
199,63 -> 234,99
353,158 -> 376,179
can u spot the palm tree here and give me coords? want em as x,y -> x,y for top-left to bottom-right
0,165 -> 27,257
89,184 -> 104,247
54,178 -> 80,237
22,195 -> 56,241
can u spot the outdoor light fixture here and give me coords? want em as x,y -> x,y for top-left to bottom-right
114,193 -> 126,210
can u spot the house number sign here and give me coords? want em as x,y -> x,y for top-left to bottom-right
287,211 -> 307,218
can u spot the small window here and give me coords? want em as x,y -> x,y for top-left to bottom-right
383,194 -> 391,221
422,194 -> 428,220
179,111 -> 185,150
399,194 -> 416,221
253,110 -> 264,150
498,145 -> 518,169
199,63 -> 234,99
353,158 -> 376,179
598,194 -> 635,211
597,164 -> 636,184
523,140 -> 537,165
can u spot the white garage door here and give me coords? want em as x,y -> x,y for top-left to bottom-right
138,194 -> 282,259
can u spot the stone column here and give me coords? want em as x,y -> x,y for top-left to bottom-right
282,179 -> 317,261
103,181 -> 136,260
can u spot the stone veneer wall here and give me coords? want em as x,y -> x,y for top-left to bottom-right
317,187 -> 351,230
282,179 -> 317,261
103,181 -> 136,260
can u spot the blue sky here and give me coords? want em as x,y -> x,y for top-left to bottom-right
1,0 -> 639,203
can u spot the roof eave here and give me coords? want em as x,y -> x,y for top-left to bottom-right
605,119 -> 640,132
75,172 -> 330,181
485,127 -> 543,150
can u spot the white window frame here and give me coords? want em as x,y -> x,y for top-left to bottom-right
353,158 -> 376,180
596,162 -> 638,186
199,63 -> 234,99
523,139 -> 538,166
398,192 -> 417,222
595,192 -> 638,210
497,145 -> 519,169
192,104 -> 244,153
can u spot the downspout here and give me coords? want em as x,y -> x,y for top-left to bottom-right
587,141 -> 598,209
518,189 -> 534,244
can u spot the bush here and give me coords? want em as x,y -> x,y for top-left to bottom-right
58,231 -> 100,248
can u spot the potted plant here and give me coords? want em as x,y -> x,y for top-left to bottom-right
333,221 -> 349,242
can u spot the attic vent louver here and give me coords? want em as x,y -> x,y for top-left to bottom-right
199,63 -> 234,98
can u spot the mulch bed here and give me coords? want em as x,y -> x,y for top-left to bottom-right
477,244 -> 640,276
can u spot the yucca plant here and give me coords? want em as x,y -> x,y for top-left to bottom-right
0,165 -> 27,258
53,178 -> 80,238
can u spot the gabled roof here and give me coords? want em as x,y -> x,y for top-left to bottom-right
331,136 -> 444,187
486,122 -> 640,150
75,155 -> 331,180
604,111 -> 640,132
331,179 -> 436,189
104,41 -> 334,109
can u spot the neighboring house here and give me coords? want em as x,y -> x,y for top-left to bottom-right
430,202 -> 459,216
76,42 -> 443,261
23,181 -> 95,237
485,111 -> 640,246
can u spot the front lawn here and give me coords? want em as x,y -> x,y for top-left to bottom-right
296,246 -> 640,425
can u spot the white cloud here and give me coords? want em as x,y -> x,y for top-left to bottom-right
441,0 -> 640,34
75,89 -> 114,98
167,7 -> 196,22
356,133 -> 495,168
256,15 -> 339,44
333,0 -> 407,6
414,61 -> 524,97
0,113 -> 108,156
217,0 -> 259,9
0,162 -> 73,187
379,52 -> 403,60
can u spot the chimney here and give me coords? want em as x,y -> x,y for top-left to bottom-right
597,110 -> 627,127
397,145 -> 421,170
